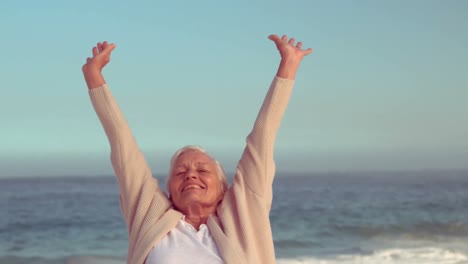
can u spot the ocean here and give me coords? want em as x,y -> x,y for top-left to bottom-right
1,170 -> 468,264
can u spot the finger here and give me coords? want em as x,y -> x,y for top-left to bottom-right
87,57 -> 91,63
281,35 -> 287,41
97,42 -> 103,53
103,43 -> 116,54
296,42 -> 303,49
103,41 -> 108,50
268,34 -> 279,41
288,38 -> 295,45
92,47 -> 98,57
303,48 -> 313,56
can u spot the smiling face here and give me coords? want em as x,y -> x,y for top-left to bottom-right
168,150 -> 224,214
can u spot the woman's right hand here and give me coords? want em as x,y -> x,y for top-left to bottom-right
82,41 -> 116,89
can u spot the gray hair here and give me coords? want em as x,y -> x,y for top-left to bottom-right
166,145 -> 228,196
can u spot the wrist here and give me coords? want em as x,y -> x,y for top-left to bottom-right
83,66 -> 106,89
276,59 -> 300,80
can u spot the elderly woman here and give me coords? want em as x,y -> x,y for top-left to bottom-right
82,34 -> 312,264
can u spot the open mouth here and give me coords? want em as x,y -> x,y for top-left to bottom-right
182,184 -> 205,192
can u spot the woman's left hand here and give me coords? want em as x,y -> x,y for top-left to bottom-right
268,34 -> 312,63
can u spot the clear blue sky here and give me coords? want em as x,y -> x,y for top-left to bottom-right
1,0 -> 467,177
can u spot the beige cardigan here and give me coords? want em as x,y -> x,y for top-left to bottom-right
89,76 -> 295,264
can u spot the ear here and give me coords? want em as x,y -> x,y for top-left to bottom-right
218,184 -> 226,202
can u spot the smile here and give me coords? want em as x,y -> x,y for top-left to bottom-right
182,184 -> 205,192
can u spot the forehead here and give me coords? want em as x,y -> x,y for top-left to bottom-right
174,150 -> 215,166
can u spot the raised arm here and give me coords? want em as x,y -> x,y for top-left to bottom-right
214,35 -> 312,262
82,42 -> 171,226
234,35 -> 312,209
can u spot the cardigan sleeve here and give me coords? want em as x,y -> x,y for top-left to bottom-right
233,76 -> 294,210
88,85 -> 171,229
213,77 -> 295,263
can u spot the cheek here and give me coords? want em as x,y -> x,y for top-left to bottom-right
169,178 -> 180,196
207,177 -> 223,195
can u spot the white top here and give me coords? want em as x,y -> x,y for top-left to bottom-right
145,216 -> 224,264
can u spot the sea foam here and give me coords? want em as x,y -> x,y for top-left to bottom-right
277,247 -> 468,264
2,247 -> 466,264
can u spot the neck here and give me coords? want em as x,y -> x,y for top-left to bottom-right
184,214 -> 209,230
181,204 -> 217,230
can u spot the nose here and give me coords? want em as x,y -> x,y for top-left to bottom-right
184,170 -> 198,180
